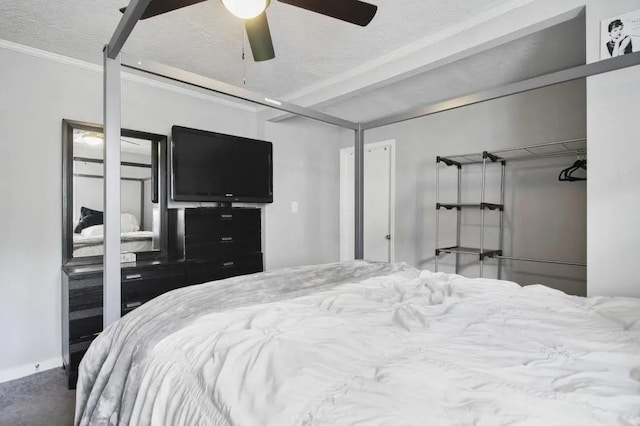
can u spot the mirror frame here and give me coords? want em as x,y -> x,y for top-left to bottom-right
62,119 -> 169,266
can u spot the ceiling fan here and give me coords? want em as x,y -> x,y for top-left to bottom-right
121,0 -> 377,61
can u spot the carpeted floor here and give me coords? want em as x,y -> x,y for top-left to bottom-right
0,368 -> 75,426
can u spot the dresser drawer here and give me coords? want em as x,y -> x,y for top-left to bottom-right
68,265 -> 185,312
69,334 -> 99,371
121,272 -> 185,308
69,309 -> 102,340
68,274 -> 103,311
121,263 -> 184,282
184,232 -> 261,259
185,252 -> 263,285
185,208 -> 261,239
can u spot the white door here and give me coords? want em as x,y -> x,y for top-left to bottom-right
340,141 -> 394,262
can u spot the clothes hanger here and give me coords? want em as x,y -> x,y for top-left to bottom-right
559,156 -> 586,182
560,161 -> 586,181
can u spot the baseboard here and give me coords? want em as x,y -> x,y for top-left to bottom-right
0,358 -> 63,384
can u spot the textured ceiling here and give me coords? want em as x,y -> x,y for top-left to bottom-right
320,14 -> 586,123
0,0 -> 517,97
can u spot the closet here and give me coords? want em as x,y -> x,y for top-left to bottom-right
434,139 -> 587,289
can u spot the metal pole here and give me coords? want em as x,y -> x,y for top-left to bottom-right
495,255 -> 586,267
107,0 -> 152,59
498,161 -> 506,279
456,165 -> 461,274
354,126 -> 364,260
361,51 -> 640,131
121,55 -> 358,130
479,153 -> 487,277
140,181 -> 145,231
435,160 -> 440,272
103,47 -> 122,327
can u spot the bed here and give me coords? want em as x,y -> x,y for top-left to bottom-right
72,212 -> 153,257
72,231 -> 154,257
75,261 -> 640,425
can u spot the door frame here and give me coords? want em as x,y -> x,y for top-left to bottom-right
340,139 -> 396,262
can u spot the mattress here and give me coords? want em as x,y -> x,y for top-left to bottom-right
75,261 -> 640,425
72,231 -> 153,257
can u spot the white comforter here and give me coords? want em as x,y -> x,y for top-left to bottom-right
76,261 -> 640,425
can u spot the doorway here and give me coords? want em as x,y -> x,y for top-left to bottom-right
340,140 -> 395,262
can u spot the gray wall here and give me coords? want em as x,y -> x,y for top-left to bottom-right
261,117 -> 351,269
0,45 -> 258,381
0,44 -> 344,381
357,80 -> 587,295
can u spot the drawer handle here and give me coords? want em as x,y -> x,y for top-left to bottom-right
125,301 -> 142,309
220,214 -> 233,220
222,261 -> 235,268
220,237 -> 234,243
125,274 -> 142,280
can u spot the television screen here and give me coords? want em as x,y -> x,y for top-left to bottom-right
171,126 -> 273,203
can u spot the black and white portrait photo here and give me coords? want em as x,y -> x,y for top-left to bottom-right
601,9 -> 640,59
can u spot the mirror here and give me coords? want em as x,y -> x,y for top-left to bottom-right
62,120 -> 168,265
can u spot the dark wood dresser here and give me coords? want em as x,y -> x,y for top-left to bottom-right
61,260 -> 186,388
61,207 -> 264,389
181,207 -> 264,285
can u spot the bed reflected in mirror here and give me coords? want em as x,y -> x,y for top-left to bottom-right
62,120 -> 168,265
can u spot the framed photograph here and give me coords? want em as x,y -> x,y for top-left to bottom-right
601,9 -> 640,59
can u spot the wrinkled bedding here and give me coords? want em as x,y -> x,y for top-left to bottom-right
76,261 -> 640,425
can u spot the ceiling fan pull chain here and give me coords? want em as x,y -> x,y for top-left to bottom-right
242,23 -> 247,86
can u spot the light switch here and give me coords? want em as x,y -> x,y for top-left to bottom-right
291,201 -> 299,214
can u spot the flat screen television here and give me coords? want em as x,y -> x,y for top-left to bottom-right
171,126 -> 273,203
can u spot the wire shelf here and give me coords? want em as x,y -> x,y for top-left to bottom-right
438,138 -> 586,165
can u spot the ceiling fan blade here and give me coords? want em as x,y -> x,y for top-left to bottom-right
245,12 -> 275,61
276,0 -> 377,26
120,0 -> 207,19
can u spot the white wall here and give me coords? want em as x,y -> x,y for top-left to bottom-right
585,0 -> 640,297
358,80 -> 587,295
261,118 -> 351,270
0,44 -> 343,382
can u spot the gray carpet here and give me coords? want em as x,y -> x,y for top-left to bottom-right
0,368 -> 75,426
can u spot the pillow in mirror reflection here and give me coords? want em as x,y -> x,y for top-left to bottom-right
121,213 -> 140,232
80,225 -> 104,238
80,214 -> 140,237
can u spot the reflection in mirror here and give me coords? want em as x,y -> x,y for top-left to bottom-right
62,120 -> 167,265
71,130 -> 158,257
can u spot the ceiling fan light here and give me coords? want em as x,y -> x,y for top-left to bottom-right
222,0 -> 267,19
82,134 -> 103,146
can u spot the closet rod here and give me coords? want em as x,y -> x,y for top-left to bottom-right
494,255 -> 586,267
495,150 -> 586,163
